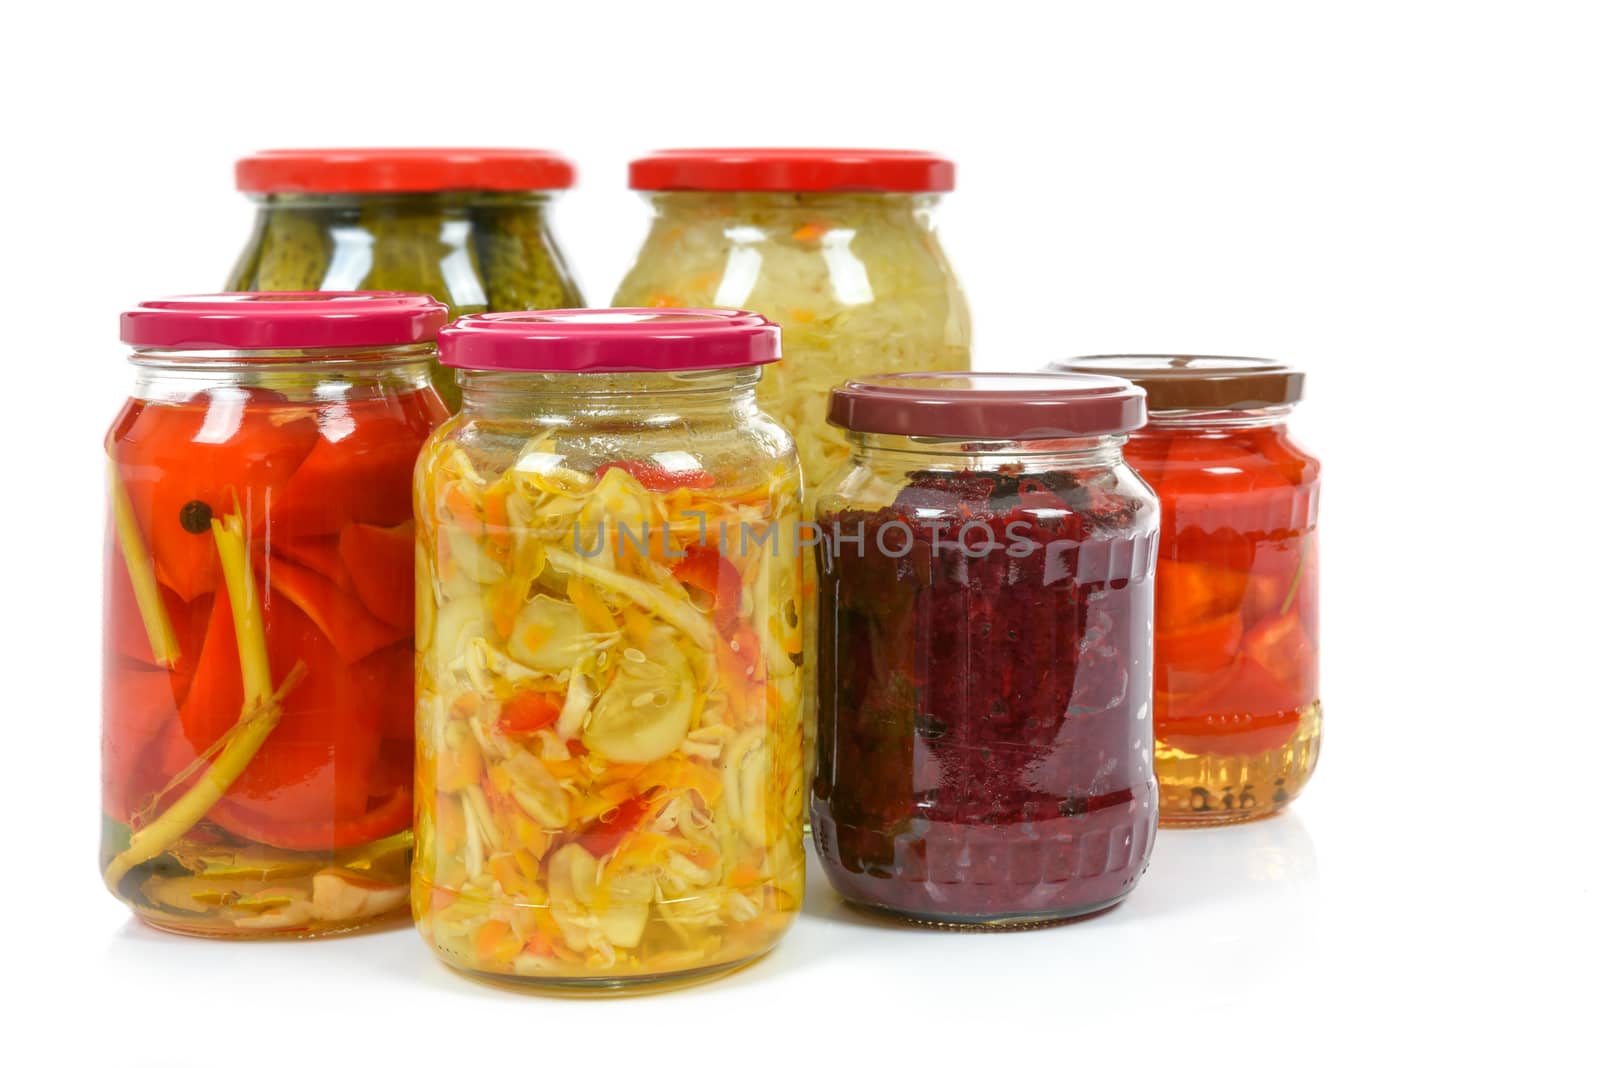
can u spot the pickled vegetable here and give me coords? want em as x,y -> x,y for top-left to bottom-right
413,431 -> 804,981
228,193 -> 583,410
103,383 -> 444,935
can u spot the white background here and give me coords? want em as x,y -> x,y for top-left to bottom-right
2,0 -> 1595,1063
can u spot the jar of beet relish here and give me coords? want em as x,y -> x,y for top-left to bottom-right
1056,356 -> 1321,825
103,293 -> 448,936
811,373 -> 1159,926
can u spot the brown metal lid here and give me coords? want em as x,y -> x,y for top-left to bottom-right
1049,355 -> 1304,412
827,372 -> 1147,439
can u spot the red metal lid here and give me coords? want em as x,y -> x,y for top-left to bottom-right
1051,355 -> 1305,411
829,372 -> 1147,440
629,149 -> 954,193
236,148 -> 576,194
121,293 -> 448,351
439,308 -> 780,373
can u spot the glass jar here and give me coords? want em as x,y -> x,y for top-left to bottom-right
102,293 -> 448,936
613,149 -> 972,504
613,149 -> 973,786
1056,356 -> 1321,824
228,148 -> 585,410
812,373 -> 1159,926
413,309 -> 805,990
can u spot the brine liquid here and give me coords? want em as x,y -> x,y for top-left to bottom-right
1156,701 -> 1321,823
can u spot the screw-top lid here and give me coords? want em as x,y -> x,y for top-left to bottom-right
1051,355 -> 1305,412
828,372 -> 1147,440
236,148 -> 576,194
438,308 -> 780,373
629,149 -> 954,193
120,293 -> 448,350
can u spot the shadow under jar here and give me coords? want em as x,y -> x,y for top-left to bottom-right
412,309 -> 805,991
1056,356 -> 1321,825
102,293 -> 448,937
228,148 -> 584,411
812,373 -> 1160,927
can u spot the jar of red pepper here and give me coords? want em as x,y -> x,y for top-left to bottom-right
1055,356 -> 1321,824
102,293 -> 448,936
812,373 -> 1159,926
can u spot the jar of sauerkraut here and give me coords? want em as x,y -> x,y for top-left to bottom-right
413,309 -> 805,989
613,149 -> 972,502
229,148 -> 584,411
813,373 -> 1159,926
1056,356 -> 1322,824
103,293 -> 448,937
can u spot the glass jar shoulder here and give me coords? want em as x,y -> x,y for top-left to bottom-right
228,192 -> 582,314
1126,422 -> 1320,500
613,193 -> 970,344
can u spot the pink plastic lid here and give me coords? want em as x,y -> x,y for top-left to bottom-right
439,308 -> 781,372
829,372 -> 1147,440
121,293 -> 448,350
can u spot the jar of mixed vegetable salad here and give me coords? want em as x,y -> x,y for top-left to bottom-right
1055,356 -> 1321,824
413,309 -> 804,989
229,148 -> 585,410
812,373 -> 1159,926
614,149 -> 972,785
103,293 -> 448,937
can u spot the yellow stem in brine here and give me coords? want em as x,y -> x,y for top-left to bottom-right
108,458 -> 180,667
104,504 -> 290,890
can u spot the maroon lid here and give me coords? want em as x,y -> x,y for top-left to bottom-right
121,293 -> 448,351
236,148 -> 576,194
439,308 -> 780,373
828,373 -> 1147,440
1051,355 -> 1305,411
629,149 -> 954,193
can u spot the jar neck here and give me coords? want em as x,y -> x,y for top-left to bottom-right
249,191 -> 556,212
644,190 -> 941,229
850,430 -> 1127,471
457,366 -> 764,423
127,344 -> 436,400
1142,405 -> 1294,430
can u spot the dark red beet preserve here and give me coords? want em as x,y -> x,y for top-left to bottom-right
812,465 -> 1159,924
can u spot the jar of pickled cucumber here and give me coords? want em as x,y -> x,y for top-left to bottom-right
103,293 -> 448,937
812,373 -> 1159,926
229,148 -> 585,410
1056,356 -> 1322,824
413,309 -> 805,990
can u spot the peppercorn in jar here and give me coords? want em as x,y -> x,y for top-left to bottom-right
1056,356 -> 1321,824
812,373 -> 1159,926
228,148 -> 584,410
102,293 -> 448,936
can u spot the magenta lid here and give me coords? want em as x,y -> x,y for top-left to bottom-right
439,308 -> 781,372
829,372 -> 1147,440
121,293 -> 447,351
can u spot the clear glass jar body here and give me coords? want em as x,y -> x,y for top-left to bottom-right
228,192 -> 583,410
1121,408 -> 1321,824
102,346 -> 446,936
811,433 -> 1159,926
613,192 -> 972,502
412,368 -> 805,990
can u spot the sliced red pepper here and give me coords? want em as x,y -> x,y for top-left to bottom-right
264,555 -> 405,663
338,521 -> 415,630
102,662 -> 185,821
272,399 -> 439,535
576,793 -> 652,858
498,690 -> 563,734
109,394 -> 319,601
672,543 -> 742,633
1156,612 -> 1245,694
209,786 -> 412,852
595,459 -> 714,492
1154,559 -> 1248,632
1241,612 -> 1316,702
272,536 -> 354,592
